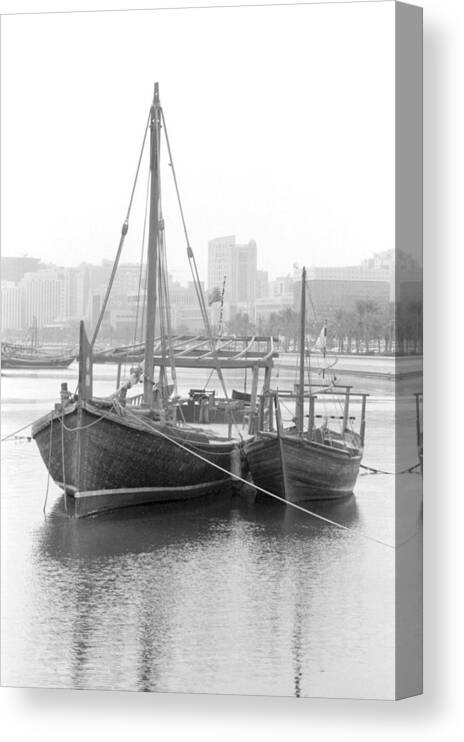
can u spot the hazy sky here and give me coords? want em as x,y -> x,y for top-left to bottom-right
1,1 -> 395,283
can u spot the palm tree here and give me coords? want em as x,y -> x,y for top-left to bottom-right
226,312 -> 254,336
334,309 -> 346,352
383,302 -> 395,354
355,299 -> 380,353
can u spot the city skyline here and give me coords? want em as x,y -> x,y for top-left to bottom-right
1,241 -> 414,288
1,239 -> 401,283
1,245 -> 421,338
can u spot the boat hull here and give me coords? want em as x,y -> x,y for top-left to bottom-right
32,402 -> 240,516
244,433 -> 362,502
1,355 -> 74,369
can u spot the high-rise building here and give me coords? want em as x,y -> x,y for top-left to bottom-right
256,270 -> 269,299
20,269 -> 66,327
255,273 -> 295,327
208,236 -> 235,302
295,261 -> 392,319
269,274 -> 294,299
112,263 -> 144,298
291,251 -> 421,320
60,265 -> 91,322
1,281 -> 22,332
168,277 -> 205,333
234,241 -> 257,314
85,262 -> 145,332
255,294 -> 295,326
208,235 -> 257,319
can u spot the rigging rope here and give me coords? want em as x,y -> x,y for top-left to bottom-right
120,405 -> 404,551
160,106 -> 242,440
133,167 -> 151,346
159,108 -> 211,333
158,205 -> 178,395
203,368 -> 215,390
91,110 -> 150,348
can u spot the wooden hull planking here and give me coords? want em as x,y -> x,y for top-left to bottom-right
1,355 -> 75,369
32,402 -> 240,516
244,433 -> 362,502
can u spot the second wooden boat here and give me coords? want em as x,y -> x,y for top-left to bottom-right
244,406 -> 364,502
244,267 -> 368,503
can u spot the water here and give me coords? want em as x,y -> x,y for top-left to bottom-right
1,363 -> 422,698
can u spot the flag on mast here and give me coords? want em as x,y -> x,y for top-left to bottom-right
208,287 -> 222,305
315,320 -> 328,352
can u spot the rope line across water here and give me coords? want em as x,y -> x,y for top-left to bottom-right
1,421 -> 37,442
122,406 -> 401,551
360,462 -> 422,476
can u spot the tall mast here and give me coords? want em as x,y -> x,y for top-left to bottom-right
297,267 -> 306,434
143,83 -> 161,407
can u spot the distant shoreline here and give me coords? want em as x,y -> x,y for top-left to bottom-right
276,353 -> 423,380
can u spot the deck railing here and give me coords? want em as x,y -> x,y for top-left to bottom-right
126,393 -> 144,408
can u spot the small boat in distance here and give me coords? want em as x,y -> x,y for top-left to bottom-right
1,317 -> 75,369
244,267 -> 368,503
1,343 -> 75,369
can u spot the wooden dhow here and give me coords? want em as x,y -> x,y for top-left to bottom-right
32,84 -> 276,517
244,267 -> 368,503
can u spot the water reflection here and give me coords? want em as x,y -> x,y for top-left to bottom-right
38,493 -> 359,562
33,494 -> 366,696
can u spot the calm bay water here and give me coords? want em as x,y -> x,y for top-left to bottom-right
1,363 -> 422,699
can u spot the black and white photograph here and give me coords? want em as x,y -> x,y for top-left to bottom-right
1,0 -> 422,701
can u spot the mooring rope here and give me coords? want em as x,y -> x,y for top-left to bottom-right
1,420 -> 37,442
3,435 -> 33,442
122,407 -> 402,550
360,462 -> 422,476
1,409 -> 113,442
